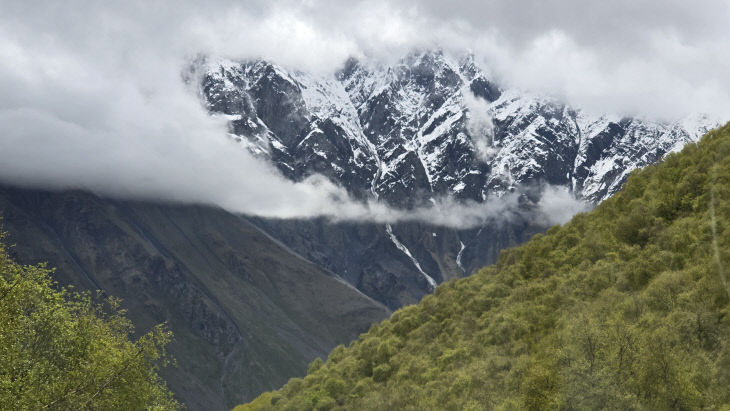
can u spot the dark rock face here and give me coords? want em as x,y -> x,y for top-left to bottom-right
247,213 -> 545,311
248,218 -> 469,310
0,186 -> 389,410
192,50 -> 718,310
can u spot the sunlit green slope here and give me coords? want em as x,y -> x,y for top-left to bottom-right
237,123 -> 730,410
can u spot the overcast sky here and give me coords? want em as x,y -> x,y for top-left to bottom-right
0,0 -> 727,226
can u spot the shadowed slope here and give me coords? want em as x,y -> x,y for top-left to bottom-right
0,187 -> 389,410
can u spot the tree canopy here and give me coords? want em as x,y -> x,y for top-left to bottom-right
0,231 -> 180,410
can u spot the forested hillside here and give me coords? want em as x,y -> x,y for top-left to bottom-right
237,123 -> 730,410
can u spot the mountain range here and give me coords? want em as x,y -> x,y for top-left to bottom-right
194,49 -> 718,309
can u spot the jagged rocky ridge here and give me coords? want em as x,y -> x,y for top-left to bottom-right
194,50 -> 718,309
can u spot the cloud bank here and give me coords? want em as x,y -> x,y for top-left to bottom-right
0,1 -> 721,227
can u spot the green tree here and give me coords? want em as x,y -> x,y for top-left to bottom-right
0,229 -> 179,410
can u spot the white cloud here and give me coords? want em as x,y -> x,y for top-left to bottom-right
535,185 -> 591,226
462,87 -> 496,163
0,0 -> 724,228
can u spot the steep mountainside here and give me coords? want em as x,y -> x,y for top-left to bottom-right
193,50 -> 718,309
0,186 -> 389,410
247,216 -> 543,310
237,123 -> 730,410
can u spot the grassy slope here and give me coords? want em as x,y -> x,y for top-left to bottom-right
0,189 -> 390,410
238,123 -> 730,410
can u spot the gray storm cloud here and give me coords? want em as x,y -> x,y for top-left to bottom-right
0,0 -> 721,227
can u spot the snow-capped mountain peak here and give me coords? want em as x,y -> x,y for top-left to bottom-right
195,50 -> 720,208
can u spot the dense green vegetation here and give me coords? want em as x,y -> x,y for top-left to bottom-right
0,231 -> 179,410
236,123 -> 730,410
